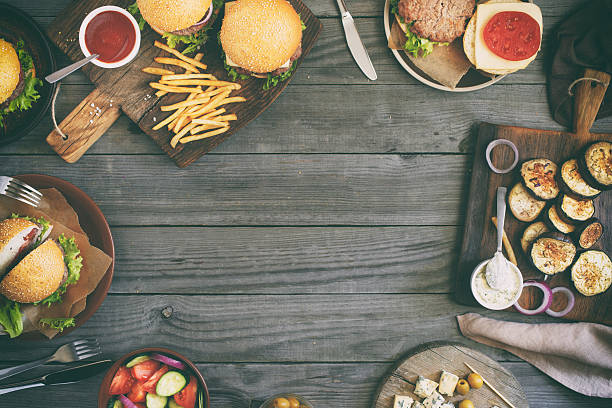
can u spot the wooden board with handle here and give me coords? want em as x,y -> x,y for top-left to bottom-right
45,0 -> 321,167
457,69 -> 612,324
372,342 -> 528,408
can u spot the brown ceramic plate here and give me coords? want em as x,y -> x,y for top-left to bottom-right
98,347 -> 210,408
15,174 -> 114,339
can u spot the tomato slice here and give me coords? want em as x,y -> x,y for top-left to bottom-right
131,359 -> 160,382
142,365 -> 169,393
127,381 -> 147,403
109,366 -> 135,395
174,376 -> 198,408
483,11 -> 541,61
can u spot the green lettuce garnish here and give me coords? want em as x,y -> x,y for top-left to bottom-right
0,296 -> 23,338
38,234 -> 83,307
127,2 -> 146,31
39,317 -> 75,332
389,0 -> 448,58
263,61 -> 297,90
10,213 -> 51,246
0,40 -> 42,128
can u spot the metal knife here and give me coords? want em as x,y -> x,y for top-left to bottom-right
0,359 -> 112,395
335,0 -> 377,80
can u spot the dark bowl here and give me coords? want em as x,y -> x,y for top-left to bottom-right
0,2 -> 57,145
15,174 -> 114,340
98,347 -> 211,408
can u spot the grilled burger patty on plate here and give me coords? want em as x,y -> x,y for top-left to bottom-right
397,0 -> 475,43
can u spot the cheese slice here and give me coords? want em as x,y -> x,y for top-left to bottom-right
474,2 -> 542,70
393,395 -> 415,408
438,370 -> 459,397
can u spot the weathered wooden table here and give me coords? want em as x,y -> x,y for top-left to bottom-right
1,0 -> 610,406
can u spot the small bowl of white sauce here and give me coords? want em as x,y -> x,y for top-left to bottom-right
471,258 -> 523,310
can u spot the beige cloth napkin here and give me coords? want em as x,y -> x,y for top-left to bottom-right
457,313 -> 612,398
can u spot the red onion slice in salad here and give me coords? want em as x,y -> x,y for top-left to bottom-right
150,353 -> 186,370
545,286 -> 575,317
118,395 -> 138,408
171,2 -> 214,36
513,280 -> 553,315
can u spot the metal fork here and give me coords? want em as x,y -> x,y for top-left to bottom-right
0,176 -> 43,208
0,338 -> 101,381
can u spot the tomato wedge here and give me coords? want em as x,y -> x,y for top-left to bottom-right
142,365 -> 169,393
174,376 -> 198,408
109,366 -> 135,395
127,381 -> 147,403
134,404 -> 145,408
131,359 -> 160,382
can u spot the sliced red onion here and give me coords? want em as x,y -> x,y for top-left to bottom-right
485,139 -> 519,174
171,2 -> 214,35
119,395 -> 138,408
545,286 -> 575,317
150,353 -> 186,369
513,280 -> 552,315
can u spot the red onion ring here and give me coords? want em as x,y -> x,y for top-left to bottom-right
118,395 -> 138,408
486,139 -> 519,174
513,280 -> 552,315
171,2 -> 214,35
545,286 -> 575,317
150,353 -> 186,369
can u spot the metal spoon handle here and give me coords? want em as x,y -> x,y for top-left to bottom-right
496,187 -> 507,252
45,54 -> 99,84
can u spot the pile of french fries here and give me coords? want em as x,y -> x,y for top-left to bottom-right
143,41 -> 246,148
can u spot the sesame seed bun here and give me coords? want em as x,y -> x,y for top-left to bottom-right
0,39 -> 21,105
0,240 -> 65,303
137,0 -> 213,34
0,218 -> 39,274
220,0 -> 302,74
0,218 -> 37,247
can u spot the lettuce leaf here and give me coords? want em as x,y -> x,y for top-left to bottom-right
127,2 -> 146,31
0,296 -> 23,338
263,61 -> 297,91
39,317 -> 75,332
389,3 -> 448,58
162,32 -> 210,55
38,234 -> 83,307
10,213 -> 51,246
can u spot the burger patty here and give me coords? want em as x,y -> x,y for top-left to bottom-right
235,43 -> 302,77
0,64 -> 24,110
397,0 -> 475,43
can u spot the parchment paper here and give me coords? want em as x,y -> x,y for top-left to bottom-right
0,188 -> 112,338
388,19 -> 472,89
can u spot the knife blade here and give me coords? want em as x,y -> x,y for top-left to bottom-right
0,360 -> 112,395
336,0 -> 377,80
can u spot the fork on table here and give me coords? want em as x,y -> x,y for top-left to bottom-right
0,176 -> 43,208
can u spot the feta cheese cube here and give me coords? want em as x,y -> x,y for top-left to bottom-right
414,376 -> 439,398
422,391 -> 445,408
411,403 -> 425,408
438,370 -> 459,397
440,403 -> 455,408
393,395 -> 414,408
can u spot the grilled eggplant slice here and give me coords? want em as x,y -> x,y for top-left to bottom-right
530,232 -> 576,275
508,183 -> 546,222
571,250 -> 612,296
544,205 -> 576,234
557,194 -> 595,224
558,159 -> 601,199
573,218 -> 604,250
520,159 -> 559,200
521,221 -> 550,253
577,141 -> 612,191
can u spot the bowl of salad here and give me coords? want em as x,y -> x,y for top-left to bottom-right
98,347 -> 210,408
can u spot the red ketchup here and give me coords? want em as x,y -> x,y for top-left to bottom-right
84,11 -> 136,63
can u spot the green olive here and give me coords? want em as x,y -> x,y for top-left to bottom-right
456,378 -> 470,395
458,400 -> 475,408
287,397 -> 300,408
273,398 -> 290,408
467,373 -> 483,389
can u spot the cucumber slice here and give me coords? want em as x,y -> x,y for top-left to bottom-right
168,400 -> 182,408
156,371 -> 187,397
107,399 -> 123,408
146,393 -> 168,408
126,354 -> 151,368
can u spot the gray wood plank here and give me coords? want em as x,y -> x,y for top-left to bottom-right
3,84 -> 610,155
0,294 -> 563,363
0,361 -> 605,407
108,226 -> 459,294
0,154 -> 469,226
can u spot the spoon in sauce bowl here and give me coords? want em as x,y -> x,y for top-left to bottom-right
485,187 -> 513,289
45,54 -> 99,83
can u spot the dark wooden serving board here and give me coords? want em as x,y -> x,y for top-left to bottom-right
372,342 -> 527,408
46,0 -> 321,167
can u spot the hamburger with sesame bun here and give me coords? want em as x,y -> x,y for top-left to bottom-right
0,38 -> 42,128
220,0 -> 305,89
130,0 -> 225,54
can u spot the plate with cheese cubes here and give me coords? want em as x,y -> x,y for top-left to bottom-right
384,0 -> 542,91
372,342 -> 527,408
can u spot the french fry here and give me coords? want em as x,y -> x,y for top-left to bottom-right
187,108 -> 226,123
156,54 -> 204,98
142,67 -> 175,75
179,126 -> 230,145
149,82 -> 202,93
161,73 -> 217,81
161,96 -> 211,111
190,123 -> 226,134
160,79 -> 240,89
170,123 -> 199,148
154,41 -> 208,70
190,118 -> 229,127
188,91 -> 232,116
213,114 -> 238,122
155,90 -> 167,97
154,57 -> 199,73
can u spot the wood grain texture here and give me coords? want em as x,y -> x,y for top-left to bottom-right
0,154 -> 468,226
373,342 -> 527,408
457,123 -> 612,324
108,226 -> 459,294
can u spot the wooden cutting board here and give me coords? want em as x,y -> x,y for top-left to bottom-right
456,70 -> 612,324
45,0 -> 321,167
372,342 -> 527,408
